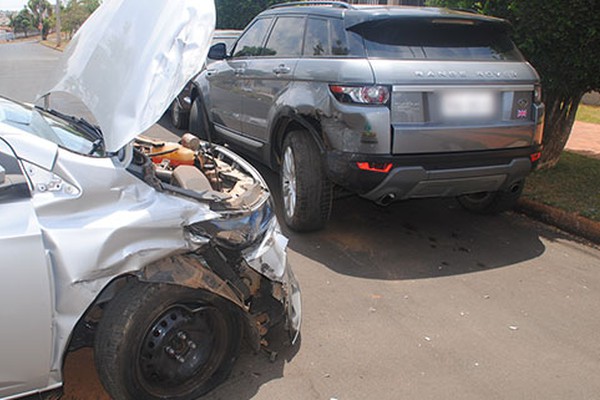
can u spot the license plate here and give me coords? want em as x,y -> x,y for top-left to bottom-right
440,90 -> 496,120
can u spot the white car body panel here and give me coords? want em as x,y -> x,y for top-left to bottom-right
39,0 -> 216,153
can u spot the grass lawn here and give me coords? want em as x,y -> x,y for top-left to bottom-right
523,151 -> 600,222
576,104 -> 600,124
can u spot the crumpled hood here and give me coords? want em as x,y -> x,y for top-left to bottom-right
38,0 -> 215,153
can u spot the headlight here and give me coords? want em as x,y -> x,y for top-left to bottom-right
187,198 -> 274,249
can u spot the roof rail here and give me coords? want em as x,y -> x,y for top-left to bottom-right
268,1 -> 354,10
450,7 -> 479,14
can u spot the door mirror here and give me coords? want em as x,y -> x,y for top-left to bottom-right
208,43 -> 228,60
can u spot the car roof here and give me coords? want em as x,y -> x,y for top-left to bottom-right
258,3 -> 509,29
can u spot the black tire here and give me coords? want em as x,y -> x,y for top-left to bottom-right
457,179 -> 525,214
170,100 -> 189,130
94,281 -> 241,400
280,130 -> 332,232
189,98 -> 211,141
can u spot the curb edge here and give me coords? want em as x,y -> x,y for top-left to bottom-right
517,198 -> 600,244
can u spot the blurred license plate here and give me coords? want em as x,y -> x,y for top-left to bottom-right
440,90 -> 496,119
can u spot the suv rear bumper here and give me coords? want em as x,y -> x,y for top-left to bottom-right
326,146 -> 540,204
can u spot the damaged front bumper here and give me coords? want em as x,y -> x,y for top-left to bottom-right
135,141 -> 302,348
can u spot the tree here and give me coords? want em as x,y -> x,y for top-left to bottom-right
61,0 -> 101,39
215,0 -> 288,29
427,0 -> 600,168
9,8 -> 34,38
27,0 -> 52,39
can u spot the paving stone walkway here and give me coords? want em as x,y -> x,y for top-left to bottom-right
566,121 -> 600,158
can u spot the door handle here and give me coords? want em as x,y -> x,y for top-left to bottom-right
273,64 -> 291,75
234,68 -> 245,76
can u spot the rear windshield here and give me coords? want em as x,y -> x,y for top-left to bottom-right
355,20 -> 523,61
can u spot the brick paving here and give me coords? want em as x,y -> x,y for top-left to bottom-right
566,121 -> 600,158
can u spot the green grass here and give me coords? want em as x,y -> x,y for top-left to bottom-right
523,152 -> 600,221
576,104 -> 600,124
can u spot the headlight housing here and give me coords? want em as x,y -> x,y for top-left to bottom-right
187,197 -> 274,249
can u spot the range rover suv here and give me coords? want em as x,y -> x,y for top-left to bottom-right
190,1 -> 545,231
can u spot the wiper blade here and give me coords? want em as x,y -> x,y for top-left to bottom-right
36,106 -> 102,139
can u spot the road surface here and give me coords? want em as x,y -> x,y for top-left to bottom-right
1,41 -> 600,400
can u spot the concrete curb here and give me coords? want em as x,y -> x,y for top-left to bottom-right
39,40 -> 64,52
517,198 -> 600,244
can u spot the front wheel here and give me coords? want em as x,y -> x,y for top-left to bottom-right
189,98 -> 212,141
170,100 -> 189,130
94,282 -> 241,400
457,179 -> 525,214
280,130 -> 331,232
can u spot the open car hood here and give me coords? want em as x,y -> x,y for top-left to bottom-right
38,0 -> 215,153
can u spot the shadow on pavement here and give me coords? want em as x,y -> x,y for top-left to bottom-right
254,165 -> 563,281
203,328 -> 300,400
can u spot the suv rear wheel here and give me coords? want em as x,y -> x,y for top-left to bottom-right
457,180 -> 524,214
280,131 -> 331,231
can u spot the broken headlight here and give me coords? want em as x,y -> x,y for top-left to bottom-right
187,197 -> 274,249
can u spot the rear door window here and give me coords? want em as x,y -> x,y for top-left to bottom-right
263,16 -> 305,57
356,20 -> 523,61
233,18 -> 273,57
303,17 -> 364,57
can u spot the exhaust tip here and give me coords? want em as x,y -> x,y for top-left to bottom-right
378,193 -> 396,206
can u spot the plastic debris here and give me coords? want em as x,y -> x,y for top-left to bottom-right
508,325 -> 519,331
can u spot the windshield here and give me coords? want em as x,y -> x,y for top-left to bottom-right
0,97 -> 103,156
356,20 -> 523,61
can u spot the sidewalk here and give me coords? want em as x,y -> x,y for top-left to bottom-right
566,120 -> 600,158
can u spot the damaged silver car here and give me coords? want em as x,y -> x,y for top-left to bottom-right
0,1 -> 300,399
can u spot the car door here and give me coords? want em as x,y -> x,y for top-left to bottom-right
0,140 -> 53,398
240,16 -> 304,145
207,18 -> 273,139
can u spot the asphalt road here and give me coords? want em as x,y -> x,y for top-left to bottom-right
2,41 -> 600,400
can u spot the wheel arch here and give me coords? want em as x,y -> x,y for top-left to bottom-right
269,107 -> 327,169
65,254 -> 261,366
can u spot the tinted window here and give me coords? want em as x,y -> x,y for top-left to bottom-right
330,18 -> 355,56
304,18 -> 330,56
357,20 -> 523,61
233,18 -> 272,57
303,18 -> 364,57
263,16 -> 304,57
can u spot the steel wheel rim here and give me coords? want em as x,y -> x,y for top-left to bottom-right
136,305 -> 228,396
282,147 -> 297,219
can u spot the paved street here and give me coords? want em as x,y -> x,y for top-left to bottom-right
2,41 -> 600,400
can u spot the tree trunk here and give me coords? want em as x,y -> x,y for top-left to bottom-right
537,91 -> 584,169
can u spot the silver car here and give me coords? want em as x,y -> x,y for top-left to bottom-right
0,1 -> 300,400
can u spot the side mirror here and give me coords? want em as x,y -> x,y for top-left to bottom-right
207,43 -> 228,60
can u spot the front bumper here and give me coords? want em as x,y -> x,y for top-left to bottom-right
327,146 -> 540,204
243,219 -> 301,343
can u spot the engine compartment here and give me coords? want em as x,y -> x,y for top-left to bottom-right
131,133 -> 270,211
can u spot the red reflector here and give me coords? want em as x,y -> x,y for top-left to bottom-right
356,162 -> 393,173
530,152 -> 542,162
329,85 -> 344,94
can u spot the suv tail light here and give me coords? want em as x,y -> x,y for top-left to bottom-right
329,85 -> 390,105
534,84 -> 542,103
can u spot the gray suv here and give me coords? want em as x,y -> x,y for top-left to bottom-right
191,1 -> 545,231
